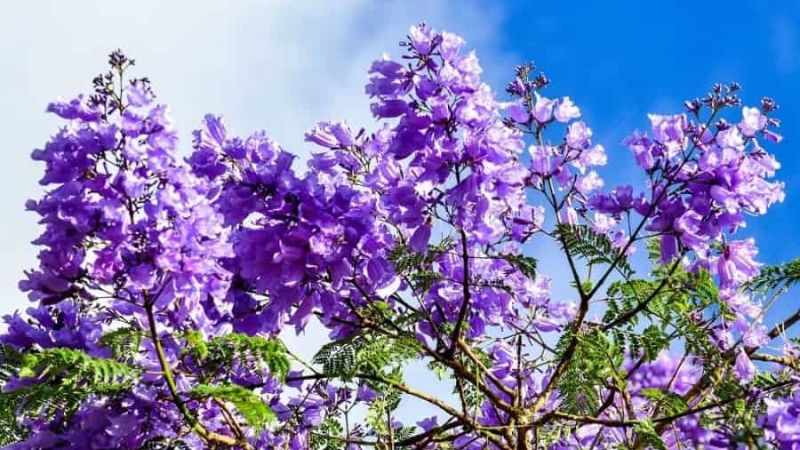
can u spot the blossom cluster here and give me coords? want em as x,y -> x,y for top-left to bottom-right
0,26 -> 797,450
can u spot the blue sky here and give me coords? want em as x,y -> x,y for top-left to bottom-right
494,1 -> 800,266
492,1 -> 800,330
0,0 -> 798,426
1,0 -> 797,331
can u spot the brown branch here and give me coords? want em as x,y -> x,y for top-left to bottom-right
144,301 -> 251,449
768,308 -> 800,340
602,257 -> 683,331
449,228 -> 473,353
751,353 -> 800,371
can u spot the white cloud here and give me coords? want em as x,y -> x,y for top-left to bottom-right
0,0 -> 514,421
0,0 -> 513,316
772,16 -> 798,75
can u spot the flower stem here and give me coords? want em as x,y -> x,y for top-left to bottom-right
144,302 -> 250,449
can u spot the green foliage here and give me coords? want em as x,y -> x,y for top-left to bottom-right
366,378 -> 403,420
428,360 -> 448,380
388,238 -> 454,293
501,253 -> 538,279
0,344 -> 22,382
633,420 -> 667,450
556,224 -> 634,278
314,338 -> 357,379
556,331 -> 622,415
362,372 -> 419,445
604,278 -> 660,327
190,383 -> 275,429
184,329 -> 209,360
604,267 -> 721,361
187,332 -> 290,381
17,347 -> 137,384
640,388 -> 689,416
138,437 -> 191,450
389,243 -> 426,274
640,325 -> 669,361
389,237 -> 455,272
99,326 -> 143,361
0,346 -> 25,444
645,237 -> 663,264
388,245 -> 425,274
753,371 -> 780,389
411,270 -> 444,293
0,346 -> 137,443
602,277 -> 675,363
745,258 -> 800,293
312,333 -> 420,381
308,334 -> 418,446
310,416 -> 344,450
535,425 -> 569,450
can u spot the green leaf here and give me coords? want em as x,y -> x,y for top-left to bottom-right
190,384 -> 275,430
634,421 -> 667,450
646,237 -> 662,264
17,347 -> 137,385
556,224 -> 634,278
640,388 -> 688,416
556,331 -> 619,415
138,437 -> 191,450
99,327 -> 143,361
312,333 -> 420,381
310,416 -> 344,450
388,244 -> 426,274
313,337 -> 358,379
501,254 -> 538,279
641,326 -> 669,362
200,333 -> 290,381
183,329 -> 209,361
744,258 -> 800,293
0,347 -> 138,443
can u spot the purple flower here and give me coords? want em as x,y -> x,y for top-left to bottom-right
734,350 -> 756,383
2,26 -> 795,450
356,383 -> 379,402
371,99 -> 409,118
305,121 -> 356,148
566,121 -> 592,149
506,102 -> 531,123
554,97 -> 581,122
740,106 -> 767,137
649,113 -> 687,145
532,93 -> 556,123
409,224 -> 432,252
717,239 -> 761,288
417,416 -> 438,432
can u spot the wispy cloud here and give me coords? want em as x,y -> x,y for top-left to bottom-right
0,0 -> 513,317
771,16 -> 798,75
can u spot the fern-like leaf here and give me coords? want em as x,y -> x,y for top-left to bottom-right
744,258 -> 800,293
0,347 -> 138,443
190,383 -> 275,430
200,333 -> 290,381
501,254 -> 538,279
312,333 -> 419,381
556,224 -> 634,278
99,326 -> 143,362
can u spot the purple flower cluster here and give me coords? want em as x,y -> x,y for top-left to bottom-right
610,95 -> 784,287
190,114 -> 390,339
1,26 -> 797,450
763,391 -> 800,448
1,56 -> 279,449
18,75 -> 232,332
552,353 -> 735,449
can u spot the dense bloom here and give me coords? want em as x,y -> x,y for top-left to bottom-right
0,27 -> 795,450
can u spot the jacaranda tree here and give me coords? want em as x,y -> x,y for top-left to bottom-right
1,24 -> 798,449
